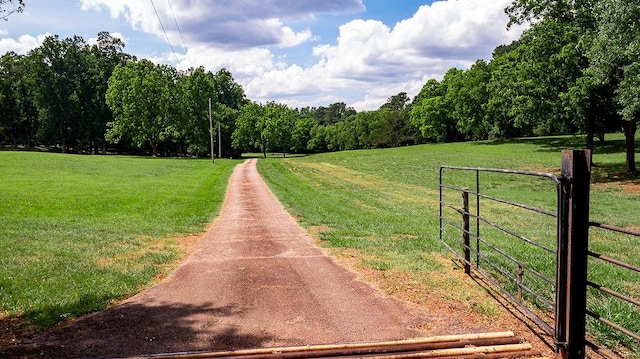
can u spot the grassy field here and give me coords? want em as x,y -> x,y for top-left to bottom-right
257,133 -> 640,357
0,152 -> 236,333
1,135 -> 637,356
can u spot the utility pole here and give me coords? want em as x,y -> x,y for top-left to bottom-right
218,122 -> 222,159
208,98 -> 214,164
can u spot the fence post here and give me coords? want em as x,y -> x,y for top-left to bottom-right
555,150 -> 591,359
462,187 -> 471,274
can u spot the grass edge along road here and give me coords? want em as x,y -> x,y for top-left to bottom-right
0,152 -> 236,343
257,134 -> 639,358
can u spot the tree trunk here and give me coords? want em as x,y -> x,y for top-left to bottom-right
585,120 -> 594,153
60,122 -> 67,153
152,143 -> 159,158
624,121 -> 637,173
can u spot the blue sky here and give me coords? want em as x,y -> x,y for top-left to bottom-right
0,1 -> 526,110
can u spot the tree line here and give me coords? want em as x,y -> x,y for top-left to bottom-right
1,0 -> 638,171
0,32 -> 248,157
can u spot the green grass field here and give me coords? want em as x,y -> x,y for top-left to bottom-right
0,152 -> 236,332
257,133 -> 640,357
1,134 -> 638,356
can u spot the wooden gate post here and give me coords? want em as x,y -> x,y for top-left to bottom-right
555,150 -> 591,359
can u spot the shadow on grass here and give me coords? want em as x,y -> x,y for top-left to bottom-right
475,135 -> 636,155
475,136 -> 640,184
476,136 -> 590,152
0,297 -> 274,359
591,162 -> 640,185
242,153 -> 308,159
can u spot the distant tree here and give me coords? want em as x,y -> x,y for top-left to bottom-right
105,60 -> 176,157
377,92 -> 421,146
233,102 -> 267,157
84,31 -> 130,153
178,67 -> 217,156
449,60 -> 491,140
0,51 -> 37,147
30,35 -> 89,152
307,124 -> 329,152
212,68 -> 247,157
410,73 -> 460,142
381,92 -> 410,112
291,114 -> 317,153
264,101 -> 296,157
314,102 -> 356,125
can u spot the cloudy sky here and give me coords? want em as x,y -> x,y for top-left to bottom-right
0,0 -> 526,110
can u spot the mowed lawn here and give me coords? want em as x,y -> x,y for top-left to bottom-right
0,152 -> 236,331
257,134 -> 640,357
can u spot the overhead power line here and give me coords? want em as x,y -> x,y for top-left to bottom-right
150,0 -> 182,70
167,0 -> 194,69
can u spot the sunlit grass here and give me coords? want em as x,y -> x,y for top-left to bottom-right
0,152 -> 236,330
258,133 -> 639,356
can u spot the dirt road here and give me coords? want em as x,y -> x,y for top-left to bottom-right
5,159 -> 436,358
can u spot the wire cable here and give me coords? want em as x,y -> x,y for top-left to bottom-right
150,0 -> 182,70
166,0 -> 194,69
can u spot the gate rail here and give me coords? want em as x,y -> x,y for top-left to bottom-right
440,150 -> 640,358
585,221 -> 640,353
439,166 -> 560,336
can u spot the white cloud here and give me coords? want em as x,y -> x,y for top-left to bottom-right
0,33 -> 50,55
79,0 -> 526,111
79,0 -> 361,49
180,45 -> 276,78
242,0 -> 526,110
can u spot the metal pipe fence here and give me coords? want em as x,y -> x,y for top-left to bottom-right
439,150 -> 638,358
439,165 -> 560,337
585,222 -> 640,352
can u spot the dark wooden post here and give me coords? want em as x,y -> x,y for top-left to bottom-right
462,187 -> 471,275
555,150 -> 591,359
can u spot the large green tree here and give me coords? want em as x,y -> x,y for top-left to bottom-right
211,68 -> 248,158
290,114 -> 317,153
178,66 -> 216,156
232,102 -> 268,156
487,20 -> 582,138
105,60 -> 177,157
446,60 -> 491,140
83,31 -> 130,153
505,0 -> 597,30
588,0 -> 640,173
30,35 -> 89,152
410,74 -> 460,142
263,101 -> 296,157
0,51 -> 37,147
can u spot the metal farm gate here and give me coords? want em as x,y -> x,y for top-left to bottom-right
439,150 -> 640,358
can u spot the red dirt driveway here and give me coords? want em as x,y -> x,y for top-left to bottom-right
4,159 -> 442,358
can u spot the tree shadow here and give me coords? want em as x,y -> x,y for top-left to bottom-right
474,136 -> 640,184
474,136 -> 590,152
473,135 -> 634,155
591,162 -> 640,185
0,296 -> 275,359
241,153 -> 308,159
